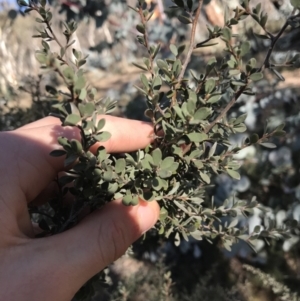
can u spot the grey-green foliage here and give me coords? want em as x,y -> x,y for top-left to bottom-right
19,0 -> 300,259
243,264 -> 300,301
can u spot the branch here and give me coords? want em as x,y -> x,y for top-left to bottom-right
204,87 -> 246,134
171,0 -> 204,106
206,10 -> 300,134
259,9 -> 300,72
138,6 -> 155,78
46,21 -> 64,51
177,0 -> 204,84
31,6 -> 64,51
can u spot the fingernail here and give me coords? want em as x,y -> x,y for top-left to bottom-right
137,201 -> 159,234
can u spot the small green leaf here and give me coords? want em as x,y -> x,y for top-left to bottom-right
97,118 -> 106,131
71,139 -> 83,153
63,66 -> 74,81
152,43 -> 161,59
170,44 -> 178,56
72,48 -> 80,59
190,230 -> 203,240
187,99 -> 196,115
60,47 -> 66,58
140,73 -> 149,90
178,15 -> 192,24
152,76 -> 162,90
249,72 -> 263,81
187,132 -> 208,143
77,59 -> 86,68
159,207 -> 168,221
254,33 -> 270,40
141,155 -> 153,170
222,27 -> 232,41
132,62 -> 148,71
35,18 -> 44,23
102,168 -> 113,182
194,107 -> 212,120
49,150 -> 67,157
136,23 -> 145,34
152,148 -> 162,166
107,183 -> 118,194
207,94 -> 221,104
260,13 -> 268,28
208,142 -> 217,158
42,40 -> 50,51
157,169 -> 172,179
227,169 -> 241,180
249,133 -> 259,144
270,68 -> 285,81
157,59 -> 169,70
229,70 -> 241,76
152,177 -> 162,191
234,113 -> 247,125
45,85 -> 57,95
58,137 -> 70,147
18,0 -> 29,6
158,225 -> 164,235
46,12 -> 52,22
177,44 -> 186,56
272,130 -> 286,137
64,114 -> 81,126
227,60 -> 236,68
240,41 -> 250,57
196,42 -> 219,48
206,57 -> 217,73
260,142 -> 277,148
64,154 -> 78,167
95,132 -> 111,142
115,158 -> 126,174
231,80 -> 246,86
35,53 -> 47,64
160,157 -> 175,169
84,103 -> 95,117
74,76 -> 85,90
200,172 -> 210,184
205,78 -> 216,94
166,162 -> 178,172
145,109 -> 154,119
174,200 -> 190,214
233,124 -> 247,133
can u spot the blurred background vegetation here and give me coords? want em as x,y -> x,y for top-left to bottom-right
1,0 -> 300,300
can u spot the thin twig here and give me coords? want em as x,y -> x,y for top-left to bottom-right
204,86 -> 246,134
138,6 -> 155,78
32,6 -> 64,51
57,203 -> 85,233
177,0 -> 204,84
260,9 -> 299,71
171,0 -> 204,106
219,131 -> 276,160
46,22 -> 64,51
205,10 -> 300,134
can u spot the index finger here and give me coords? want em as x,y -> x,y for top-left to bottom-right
3,115 -> 153,203
16,115 -> 154,153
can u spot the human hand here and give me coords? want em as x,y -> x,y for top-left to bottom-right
0,116 -> 159,301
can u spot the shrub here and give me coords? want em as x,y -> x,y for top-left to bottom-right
14,0 -> 300,299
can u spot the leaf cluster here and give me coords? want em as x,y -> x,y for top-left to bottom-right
20,0 -> 300,252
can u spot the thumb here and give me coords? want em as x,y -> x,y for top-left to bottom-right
44,200 -> 159,298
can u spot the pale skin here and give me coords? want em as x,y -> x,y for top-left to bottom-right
0,116 -> 160,301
